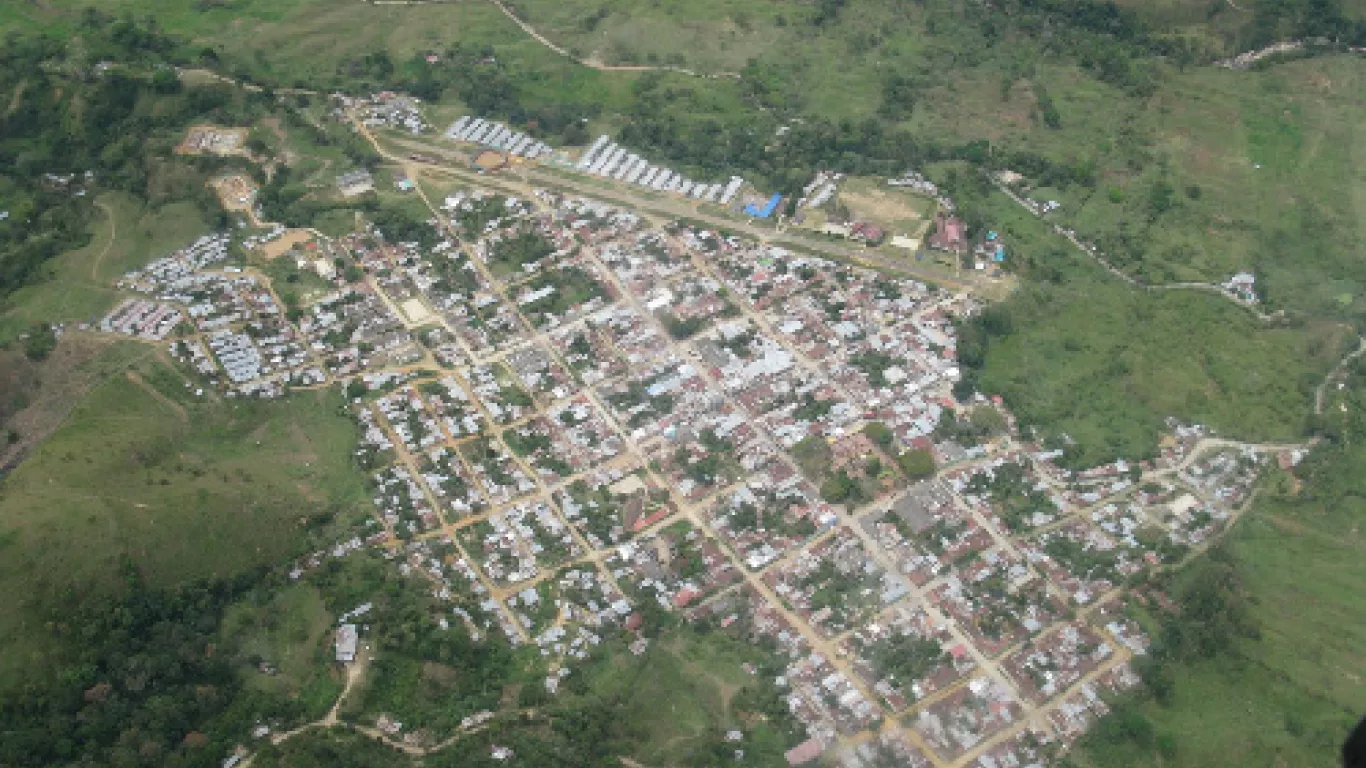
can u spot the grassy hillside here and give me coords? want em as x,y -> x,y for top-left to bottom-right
973,280 -> 1350,465
4,1 -> 1365,322
0,351 -> 368,693
947,181 -> 1355,466
1072,364 -> 1366,767
0,193 -> 214,342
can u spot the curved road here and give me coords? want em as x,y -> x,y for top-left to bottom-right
990,182 -> 1286,323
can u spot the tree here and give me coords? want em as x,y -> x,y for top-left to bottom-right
23,323 -> 57,361
820,470 -> 857,502
863,421 -> 895,449
968,406 -> 1007,435
897,448 -> 936,480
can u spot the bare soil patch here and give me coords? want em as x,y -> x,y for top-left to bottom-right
261,229 -> 317,259
176,125 -> 249,157
210,173 -> 260,222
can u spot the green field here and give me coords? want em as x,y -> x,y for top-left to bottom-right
0,351 -> 368,693
570,628 -> 798,765
951,182 -> 1355,466
220,583 -> 345,720
973,281 -> 1351,464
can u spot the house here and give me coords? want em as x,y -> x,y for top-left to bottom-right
928,213 -> 967,253
851,222 -> 885,245
784,738 -> 824,766
336,623 -> 358,663
336,169 -> 375,198
890,234 -> 920,250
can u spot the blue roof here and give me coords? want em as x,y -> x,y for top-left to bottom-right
993,245 -> 1006,262
744,193 -> 783,219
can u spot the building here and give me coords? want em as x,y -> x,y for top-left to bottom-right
336,169 -> 375,198
745,193 -> 784,219
928,213 -> 967,254
785,738 -> 824,766
851,222 -> 885,245
336,623 -> 358,663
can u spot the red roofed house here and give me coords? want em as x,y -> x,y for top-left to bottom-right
785,738 -> 824,766
929,213 -> 968,254
673,586 -> 702,608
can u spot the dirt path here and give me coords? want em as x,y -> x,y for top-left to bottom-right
990,181 -> 1288,322
124,371 -> 189,425
483,0 -> 741,79
1314,335 -> 1366,415
89,201 -> 118,281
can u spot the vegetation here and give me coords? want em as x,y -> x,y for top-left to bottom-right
0,16 -> 242,301
2,2 -> 1365,765
870,633 -> 949,686
250,728 -> 401,768
0,567 -> 274,767
1070,360 -> 1366,767
897,448 -> 937,480
0,354 -> 367,695
956,268 -> 1351,466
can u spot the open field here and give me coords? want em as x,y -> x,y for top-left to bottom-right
953,184 -> 1356,466
0,338 -> 147,474
541,627 -> 797,766
221,583 -> 345,720
977,279 -> 1352,464
835,176 -> 938,236
0,353 -> 368,694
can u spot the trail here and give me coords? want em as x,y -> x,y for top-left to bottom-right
990,181 -> 1286,322
124,371 -> 189,425
1314,335 -> 1366,415
478,0 -> 741,79
88,201 -> 118,281
240,648 -> 370,767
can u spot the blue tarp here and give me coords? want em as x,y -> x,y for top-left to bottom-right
744,193 -> 783,219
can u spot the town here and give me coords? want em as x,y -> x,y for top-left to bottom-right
56,84 -> 1304,765
78,167 -> 1292,768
